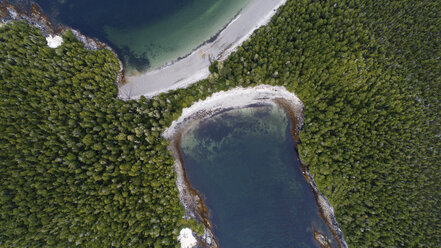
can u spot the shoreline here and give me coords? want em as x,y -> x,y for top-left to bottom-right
0,1 -> 125,86
276,98 -> 349,248
170,128 -> 218,248
163,85 -> 348,248
126,8 -> 244,77
118,0 -> 287,100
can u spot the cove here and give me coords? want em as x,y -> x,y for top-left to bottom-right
179,105 -> 337,248
30,0 -> 250,73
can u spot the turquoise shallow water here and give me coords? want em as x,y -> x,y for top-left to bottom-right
180,106 -> 337,248
31,0 -> 250,72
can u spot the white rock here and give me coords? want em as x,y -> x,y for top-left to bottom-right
177,228 -> 197,248
46,35 -> 63,48
7,8 -> 18,19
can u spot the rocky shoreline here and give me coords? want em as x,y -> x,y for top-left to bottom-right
0,0 -> 125,85
277,98 -> 349,248
169,130 -> 218,248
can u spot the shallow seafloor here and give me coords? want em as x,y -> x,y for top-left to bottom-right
180,105 -> 337,248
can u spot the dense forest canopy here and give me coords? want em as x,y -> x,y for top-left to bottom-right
1,0 -> 440,247
0,22 -> 203,247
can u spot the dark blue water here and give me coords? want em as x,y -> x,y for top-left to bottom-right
29,0 -> 250,72
180,106 -> 336,248
34,0 -> 187,32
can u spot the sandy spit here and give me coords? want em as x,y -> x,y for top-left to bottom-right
118,0 -> 287,100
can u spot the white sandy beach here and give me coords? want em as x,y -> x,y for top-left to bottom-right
118,0 -> 287,100
163,85 -> 303,139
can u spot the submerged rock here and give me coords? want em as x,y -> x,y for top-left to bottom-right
314,230 -> 333,248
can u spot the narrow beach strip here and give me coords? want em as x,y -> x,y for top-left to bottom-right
118,0 -> 287,100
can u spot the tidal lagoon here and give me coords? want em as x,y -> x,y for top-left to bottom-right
179,105 -> 337,248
